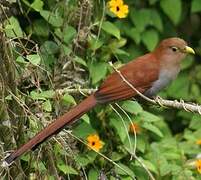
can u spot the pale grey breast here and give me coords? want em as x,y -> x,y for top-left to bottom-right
144,67 -> 180,97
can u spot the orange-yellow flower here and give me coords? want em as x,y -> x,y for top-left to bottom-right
87,134 -> 103,152
129,122 -> 141,134
196,159 -> 201,174
196,139 -> 201,145
108,0 -> 129,18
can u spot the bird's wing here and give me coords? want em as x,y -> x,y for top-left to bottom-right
95,53 -> 160,103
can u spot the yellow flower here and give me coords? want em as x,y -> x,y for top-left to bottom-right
108,0 -> 129,18
129,122 -> 141,134
196,139 -> 201,145
196,159 -> 201,174
87,134 -> 103,152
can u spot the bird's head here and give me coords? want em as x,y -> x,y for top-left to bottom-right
154,37 -> 195,65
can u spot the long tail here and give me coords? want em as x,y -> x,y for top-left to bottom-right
4,94 -> 97,165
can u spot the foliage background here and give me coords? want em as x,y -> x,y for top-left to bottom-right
0,0 -> 201,179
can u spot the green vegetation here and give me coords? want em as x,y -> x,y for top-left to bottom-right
0,0 -> 201,179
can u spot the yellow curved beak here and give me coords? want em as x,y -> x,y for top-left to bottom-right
184,46 -> 195,54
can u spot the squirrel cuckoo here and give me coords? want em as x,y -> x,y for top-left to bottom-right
3,37 -> 195,165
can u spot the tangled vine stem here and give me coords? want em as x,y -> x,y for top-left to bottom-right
57,87 -> 97,95
108,62 -> 201,115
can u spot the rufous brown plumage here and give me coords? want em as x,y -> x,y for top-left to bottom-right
3,37 -> 195,165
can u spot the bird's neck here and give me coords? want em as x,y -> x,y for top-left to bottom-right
160,57 -> 181,80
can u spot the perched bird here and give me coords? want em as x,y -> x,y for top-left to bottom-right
3,37 -> 195,165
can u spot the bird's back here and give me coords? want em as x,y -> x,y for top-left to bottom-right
95,53 -> 160,103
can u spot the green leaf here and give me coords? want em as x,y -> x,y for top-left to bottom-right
131,165 -> 150,180
61,45 -> 72,56
31,0 -> 44,12
189,115 -> 201,130
30,90 -> 55,100
57,164 -> 78,175
40,90 -> 55,98
75,155 -> 91,167
159,159 -> 171,176
31,19 -> 49,37
41,41 -> 59,55
16,56 -> 27,64
160,0 -> 181,25
111,152 -> 125,161
113,49 -> 129,56
5,95 -> 12,100
101,21 -> 120,39
183,129 -> 197,141
136,136 -> 146,153
190,84 -> 200,99
150,10 -> 163,32
55,26 -> 77,44
89,62 -> 108,84
73,121 -> 95,139
113,38 -> 127,48
130,9 -> 151,33
88,37 -> 103,51
75,152 -> 97,167
110,118 -> 127,142
170,164 -> 182,175
74,56 -> 87,67
42,100 -> 52,112
191,0 -> 201,13
22,0 -> 43,12
123,136 -> 145,154
40,53 -> 55,67
115,163 -> 135,178
81,114 -> 90,124
181,55 -> 194,70
149,0 -> 159,5
125,28 -> 141,44
88,169 -> 99,180
166,73 -> 189,99
163,151 -> 180,160
26,54 -> 41,65
109,38 -> 128,55
33,162 -> 46,172
121,100 -> 143,114
20,154 -> 30,162
135,158 -> 158,174
5,17 -> 23,38
142,29 -> 159,51
142,122 -> 163,137
139,111 -> 160,122
30,91 -> 46,100
62,93 -> 76,105
40,10 -> 63,27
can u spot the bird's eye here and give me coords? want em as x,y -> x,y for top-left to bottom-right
171,46 -> 178,52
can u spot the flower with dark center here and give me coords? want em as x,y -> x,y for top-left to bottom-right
87,134 -> 103,151
108,0 -> 129,18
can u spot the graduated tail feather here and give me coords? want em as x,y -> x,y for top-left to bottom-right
4,95 -> 97,165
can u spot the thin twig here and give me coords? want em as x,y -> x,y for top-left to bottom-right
133,154 -> 156,180
115,103 -> 137,158
110,104 -> 133,157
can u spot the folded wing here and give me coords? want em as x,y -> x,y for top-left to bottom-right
95,53 -> 160,103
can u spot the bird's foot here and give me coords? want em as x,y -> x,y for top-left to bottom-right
154,96 -> 165,107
